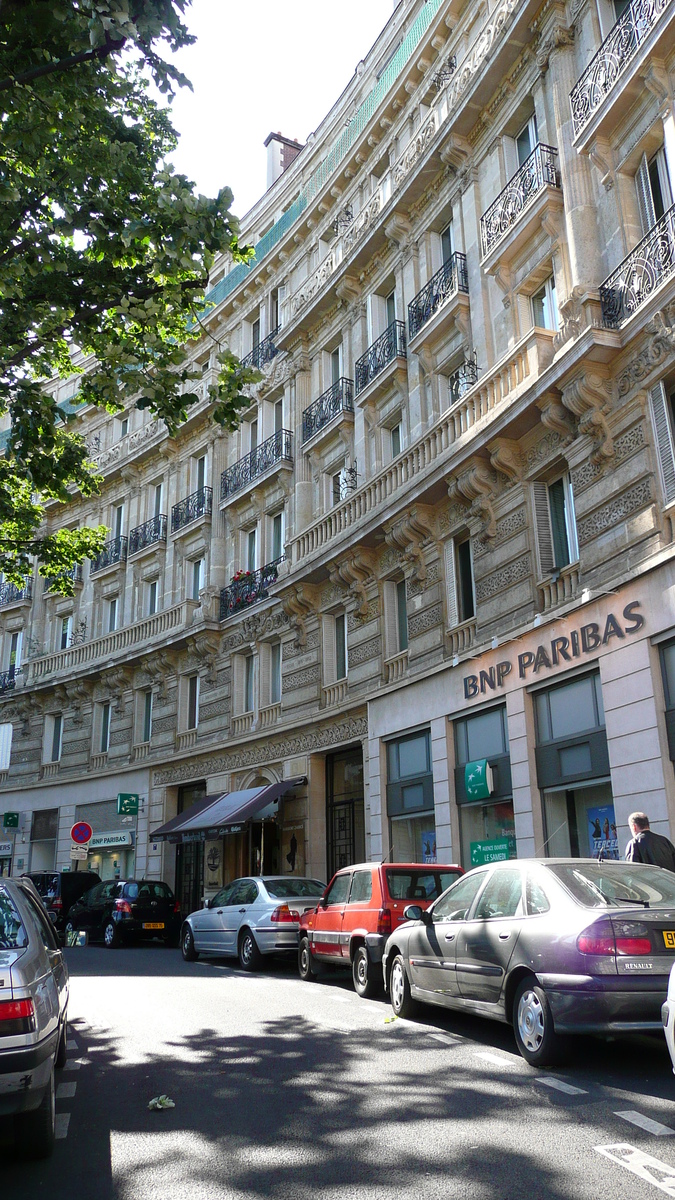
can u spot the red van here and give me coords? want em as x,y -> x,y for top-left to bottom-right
298,861 -> 463,997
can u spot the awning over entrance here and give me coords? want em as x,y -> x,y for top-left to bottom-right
150,777 -> 306,845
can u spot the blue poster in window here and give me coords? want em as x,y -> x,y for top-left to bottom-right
587,805 -> 619,860
421,831 -> 437,864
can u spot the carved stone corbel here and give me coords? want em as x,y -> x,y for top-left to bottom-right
327,548 -> 378,619
536,21 -> 574,74
488,437 -> 523,484
335,276 -> 360,305
100,665 -> 133,715
65,679 -> 94,727
439,133 -> 472,172
448,461 -> 499,539
537,393 -> 575,442
185,632 -> 220,684
383,504 -> 437,582
588,138 -> 614,191
144,650 -> 175,702
384,212 -> 412,250
562,370 -> 614,465
280,583 -> 322,649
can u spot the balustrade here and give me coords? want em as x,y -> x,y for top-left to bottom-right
600,203 -> 675,328
219,557 -> 285,620
171,487 -> 212,533
129,514 -> 168,556
302,379 -> 354,443
220,430 -> 293,500
355,321 -> 406,396
408,253 -> 469,340
90,536 -> 127,575
480,145 -> 560,259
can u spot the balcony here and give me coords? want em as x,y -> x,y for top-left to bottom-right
480,145 -> 561,265
302,378 -> 354,444
219,557 -> 284,620
571,0 -> 674,143
0,667 -> 17,693
0,581 -> 32,608
171,487 -> 212,534
240,326 -> 279,372
600,204 -> 675,328
448,358 -> 480,405
355,321 -> 406,397
408,253 -> 469,341
220,430 -> 293,501
46,565 -> 83,593
90,536 -> 127,575
129,514 -> 168,556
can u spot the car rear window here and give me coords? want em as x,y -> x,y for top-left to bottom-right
264,879 -> 326,898
0,888 -> 28,949
548,863 -> 675,908
385,869 -> 462,902
125,882 -> 174,901
28,873 -> 59,901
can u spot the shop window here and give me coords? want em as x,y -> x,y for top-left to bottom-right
29,808 -> 58,873
326,748 -> 365,875
44,713 -> 62,763
386,729 -> 435,862
532,474 -> 578,577
531,275 -> 558,331
444,537 -> 475,628
660,638 -> 675,760
454,705 -> 515,868
186,673 -> 200,730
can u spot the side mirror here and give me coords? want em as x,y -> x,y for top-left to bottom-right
205,898 -> 212,909
65,930 -> 88,947
403,904 -> 424,922
318,896 -> 327,909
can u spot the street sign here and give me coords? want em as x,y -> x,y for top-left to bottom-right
464,759 -> 494,802
470,838 -> 516,867
117,793 -> 139,816
3,812 -> 19,829
70,845 -> 88,861
70,821 -> 93,845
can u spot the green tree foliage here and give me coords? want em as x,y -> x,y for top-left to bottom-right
0,1 -> 257,594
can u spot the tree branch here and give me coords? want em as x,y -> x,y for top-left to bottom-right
0,41 -> 118,93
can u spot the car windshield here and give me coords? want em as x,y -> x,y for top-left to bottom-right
547,862 -> 675,908
264,879 -> 326,898
386,870 -> 461,901
0,888 -> 28,949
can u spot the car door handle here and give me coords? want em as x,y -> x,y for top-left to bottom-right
238,908 -> 246,913
216,910 -> 223,915
444,932 -> 456,941
498,932 -> 511,940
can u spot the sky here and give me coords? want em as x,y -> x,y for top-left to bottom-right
164,0 -> 395,223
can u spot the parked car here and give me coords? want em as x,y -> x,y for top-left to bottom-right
0,876 -> 69,1158
298,862 -> 464,997
65,878 -> 181,948
25,869 -> 101,943
383,858 -> 675,1066
662,961 -> 675,1072
181,876 -> 326,970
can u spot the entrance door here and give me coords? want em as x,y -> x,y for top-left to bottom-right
175,782 -> 206,915
326,749 -> 365,876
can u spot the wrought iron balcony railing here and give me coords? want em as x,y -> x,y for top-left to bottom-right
171,487 -> 212,533
45,564 -> 83,592
600,202 -> 675,328
219,556 -> 285,620
0,666 -> 16,692
408,253 -> 469,340
448,357 -> 480,404
129,514 -> 168,556
240,326 -> 280,371
302,378 -> 354,443
0,580 -> 32,607
220,430 -> 293,500
355,321 -> 407,396
480,144 -> 560,259
571,0 -> 672,138
90,536 -> 128,574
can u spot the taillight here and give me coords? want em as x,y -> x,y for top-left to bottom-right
0,998 -> 36,1036
614,921 -> 652,956
173,901 -> 181,914
577,919 -> 615,955
270,905 -> 299,923
114,899 -> 132,916
377,907 -> 392,937
51,898 -> 63,910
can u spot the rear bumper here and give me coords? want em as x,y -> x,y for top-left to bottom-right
255,928 -> 300,954
543,976 -> 669,1033
0,1030 -> 57,1115
116,916 -> 181,939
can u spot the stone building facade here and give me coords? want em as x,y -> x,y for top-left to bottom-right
1,0 -> 675,904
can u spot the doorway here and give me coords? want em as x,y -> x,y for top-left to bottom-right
326,748 -> 365,876
175,782 -> 206,913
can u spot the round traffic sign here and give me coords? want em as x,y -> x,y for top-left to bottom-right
70,821 -> 93,845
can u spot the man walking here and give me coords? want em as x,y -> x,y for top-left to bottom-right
625,812 -> 675,872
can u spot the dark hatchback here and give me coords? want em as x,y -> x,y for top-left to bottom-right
382,858 -> 675,1066
26,870 -> 102,942
65,879 -> 181,948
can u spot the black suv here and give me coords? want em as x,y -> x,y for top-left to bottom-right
66,879 -> 181,948
26,870 -> 102,942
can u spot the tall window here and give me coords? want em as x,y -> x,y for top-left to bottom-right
385,289 -> 396,327
187,674 -> 199,730
335,613 -> 347,681
250,417 -> 258,454
195,453 -> 207,492
118,415 -> 129,439
270,642 -> 282,705
456,539 -> 475,623
107,597 -> 118,633
386,729 -> 435,862
391,423 -> 402,459
272,511 -> 284,562
9,630 -> 22,671
60,615 -> 72,650
332,470 -> 343,507
244,656 -> 255,713
533,474 -> 578,575
191,558 -> 204,600
441,221 -> 454,264
516,114 -> 538,166
142,690 -> 153,743
252,317 -> 260,351
636,147 -> 672,234
147,580 -> 158,616
396,579 -> 408,653
532,275 -> 558,331
274,398 -> 283,435
247,529 -> 257,572
153,482 -> 163,517
331,346 -> 342,386
46,712 -> 63,763
100,702 -> 111,754
113,503 -> 124,540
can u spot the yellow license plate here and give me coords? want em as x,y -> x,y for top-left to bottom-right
663,931 -> 675,949
143,922 -> 165,930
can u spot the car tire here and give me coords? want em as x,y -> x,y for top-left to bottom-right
389,954 -> 417,1020
15,1066 -> 55,1159
55,1017 -> 67,1069
352,945 -> 380,999
238,928 -> 262,972
298,936 -> 318,982
181,924 -> 198,962
103,920 -> 121,949
512,977 -> 564,1067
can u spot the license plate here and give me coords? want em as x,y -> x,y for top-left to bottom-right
142,922 -> 165,930
662,931 -> 675,949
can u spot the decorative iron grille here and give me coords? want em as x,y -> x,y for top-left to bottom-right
480,144 -> 560,259
240,326 -> 280,371
171,487 -> 213,533
600,202 -> 675,328
0,667 -> 16,692
0,581 -> 32,607
333,205 -> 354,235
90,536 -> 128,574
432,53 -> 457,90
302,378 -> 354,442
129,514 -> 168,556
45,564 -> 83,592
448,357 -> 479,404
570,0 -> 672,138
408,253 -> 469,340
220,430 -> 293,500
219,557 -> 285,620
355,321 -> 406,395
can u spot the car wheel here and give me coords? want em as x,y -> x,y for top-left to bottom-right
55,1017 -> 67,1069
15,1066 -> 55,1159
352,945 -> 379,999
238,928 -> 262,972
103,920 -> 121,949
389,954 -> 417,1019
181,924 -> 198,962
298,936 -> 318,982
513,977 -> 564,1067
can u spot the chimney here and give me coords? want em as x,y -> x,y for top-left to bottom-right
264,132 -> 304,189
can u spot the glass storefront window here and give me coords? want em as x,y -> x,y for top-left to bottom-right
543,781 -> 617,859
455,707 -> 508,763
388,731 -> 431,780
535,673 -> 604,742
390,814 -> 437,864
459,800 -> 516,869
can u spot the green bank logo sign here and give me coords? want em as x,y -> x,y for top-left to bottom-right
463,602 -> 644,700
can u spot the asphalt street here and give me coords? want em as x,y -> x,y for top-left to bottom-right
3,945 -> 675,1200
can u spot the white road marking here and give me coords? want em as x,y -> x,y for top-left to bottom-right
537,1077 -> 588,1096
310,1017 -> 354,1034
596,1143 -> 675,1195
55,1113 -> 71,1140
475,1051 -> 516,1068
615,1111 -> 675,1137
66,1038 -> 79,1051
428,1033 -> 458,1045
63,1058 -> 82,1071
56,1081 -> 77,1100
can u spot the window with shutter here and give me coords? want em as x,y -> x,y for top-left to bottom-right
322,615 -> 337,684
533,481 -> 555,576
636,153 -> 657,235
383,581 -> 400,659
456,538 -> 475,621
444,540 -> 459,628
0,723 -> 12,771
650,381 -> 675,505
258,643 -> 271,708
396,580 -> 408,652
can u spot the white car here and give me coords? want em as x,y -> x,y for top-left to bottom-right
662,961 -> 675,1072
180,875 -> 325,971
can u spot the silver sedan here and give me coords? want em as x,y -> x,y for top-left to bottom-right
180,876 -> 326,971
